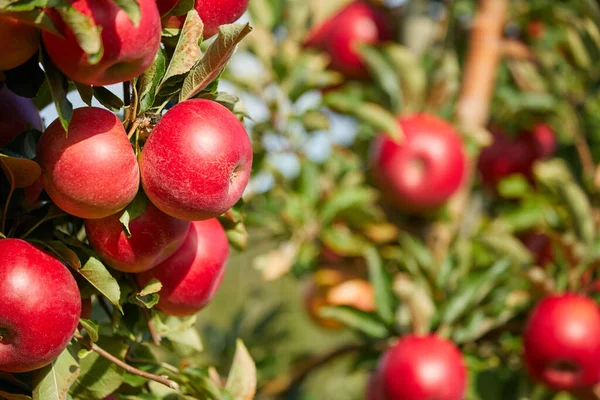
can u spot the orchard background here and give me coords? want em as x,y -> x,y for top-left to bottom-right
1,0 -> 600,399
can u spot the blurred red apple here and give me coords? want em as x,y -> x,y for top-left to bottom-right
370,114 -> 467,213
528,123 -> 556,159
528,20 -> 546,40
521,232 -> 553,266
140,99 -> 252,221
37,107 -> 139,219
136,219 -> 229,316
524,294 -> 600,391
0,239 -> 81,372
85,201 -> 190,273
0,16 -> 39,72
0,86 -> 43,147
305,1 -> 392,79
42,0 -> 161,86
375,335 -> 467,400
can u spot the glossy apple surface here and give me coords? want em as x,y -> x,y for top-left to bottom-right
0,16 -> 39,72
524,294 -> 600,391
85,201 -> 190,273
0,239 -> 81,373
136,219 -> 229,316
375,335 -> 467,400
140,99 -> 252,221
37,107 -> 140,219
42,0 -> 161,86
370,114 -> 467,213
0,86 -> 43,147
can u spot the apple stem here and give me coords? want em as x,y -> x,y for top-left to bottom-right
73,331 -> 180,391
127,119 -> 141,140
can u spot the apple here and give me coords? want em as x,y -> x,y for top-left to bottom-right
140,99 -> 252,221
365,371 -> 386,400
521,232 -> 553,266
81,298 -> 93,320
155,0 -> 179,16
42,0 -> 161,86
0,86 -> 43,147
524,294 -> 600,391
0,16 -> 39,72
305,1 -> 392,79
0,239 -> 81,373
374,335 -> 467,400
136,219 -> 229,317
528,20 -> 546,40
37,107 -> 140,219
528,123 -> 556,159
370,114 -> 467,213
85,201 -> 190,273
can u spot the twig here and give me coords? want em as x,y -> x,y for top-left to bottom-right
574,132 -> 595,182
128,275 -> 162,345
127,119 -> 141,140
73,331 -> 179,391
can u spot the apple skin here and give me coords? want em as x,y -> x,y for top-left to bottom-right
528,123 -> 556,159
42,0 -> 161,86
140,99 -> 252,221
365,371 -> 386,400
37,107 -> 140,219
81,298 -> 93,320
85,201 -> 190,273
370,114 -> 467,213
136,219 -> 229,317
524,294 -> 600,391
155,0 -> 179,15
375,335 -> 467,400
305,2 -> 392,79
0,239 -> 81,373
521,232 -> 553,266
0,86 -> 43,147
0,17 -> 39,72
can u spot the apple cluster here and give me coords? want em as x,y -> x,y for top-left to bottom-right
0,0 -> 250,375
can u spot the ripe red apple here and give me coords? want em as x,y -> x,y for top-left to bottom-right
136,219 -> 229,317
140,99 -> 252,221
42,0 -> 161,86
85,201 -> 190,273
0,86 -> 43,147
521,232 -> 553,266
524,294 -> 600,391
0,16 -> 39,72
370,114 -> 467,213
305,1 -> 392,79
0,239 -> 81,373
155,0 -> 179,15
374,335 -> 467,400
37,107 -> 140,219
528,123 -> 556,159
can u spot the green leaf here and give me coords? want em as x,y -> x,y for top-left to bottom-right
129,278 -> 162,309
167,327 -> 204,354
179,23 -> 253,102
79,319 -> 99,342
319,306 -> 389,339
364,246 -> 395,325
138,48 -> 167,112
119,191 -> 149,237
74,82 -> 93,106
225,340 -> 256,400
384,44 -> 426,112
320,187 -> 378,224
0,391 -> 32,400
33,347 -> 79,400
112,0 -> 141,26
55,5 -> 103,64
40,49 -> 72,132
559,182 -> 595,246
0,153 -> 41,188
321,225 -> 369,257
77,257 -> 123,313
360,45 -> 402,113
478,233 -> 533,265
93,87 -> 124,112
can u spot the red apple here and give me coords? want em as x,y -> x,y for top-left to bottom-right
365,371 -> 386,400
528,20 -> 546,40
524,294 -> 600,391
0,239 -> 81,373
136,219 -> 229,317
140,99 -> 252,221
375,335 -> 467,400
42,0 -> 161,86
521,232 -> 553,266
305,1 -> 392,79
81,298 -> 93,320
37,107 -> 140,219
370,114 -> 467,213
155,0 -> 179,16
85,201 -> 190,273
0,16 -> 39,72
528,123 -> 556,159
0,86 -> 43,147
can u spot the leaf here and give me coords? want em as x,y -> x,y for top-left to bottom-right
160,10 -> 204,87
167,327 -> 204,353
55,5 -> 103,64
384,44 -> 427,112
321,225 -> 369,257
32,347 -> 79,400
319,306 -> 389,339
559,182 -> 595,246
0,10 -> 60,35
76,257 -> 123,313
112,0 -> 141,26
179,23 -> 253,101
93,87 -> 124,112
129,278 -> 162,309
363,247 -> 395,325
79,319 -> 99,342
320,187 -> 378,224
119,191 -> 149,237
360,45 -> 402,113
138,48 -> 167,112
225,340 -> 256,400
40,48 -> 72,132
74,82 -> 93,106
0,391 -> 32,400
0,154 -> 41,188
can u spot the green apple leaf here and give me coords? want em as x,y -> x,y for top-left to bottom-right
0,153 -> 41,188
40,49 -> 72,132
128,279 -> 162,309
319,306 -> 389,339
33,347 -> 79,400
74,82 -> 93,106
55,5 -> 103,64
138,48 -> 167,112
0,390 -> 32,400
364,246 -> 395,325
77,257 -> 123,314
0,0 -> 47,12
93,87 -> 124,112
163,0 -> 194,17
112,0 -> 141,27
0,10 -> 60,35
225,340 -> 256,400
79,319 -> 99,343
360,45 -> 402,114
119,191 -> 149,237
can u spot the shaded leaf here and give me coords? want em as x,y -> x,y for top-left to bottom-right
364,246 -> 395,325
40,49 -> 72,132
93,87 -> 124,112
119,191 -> 149,237
0,154 -> 41,188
